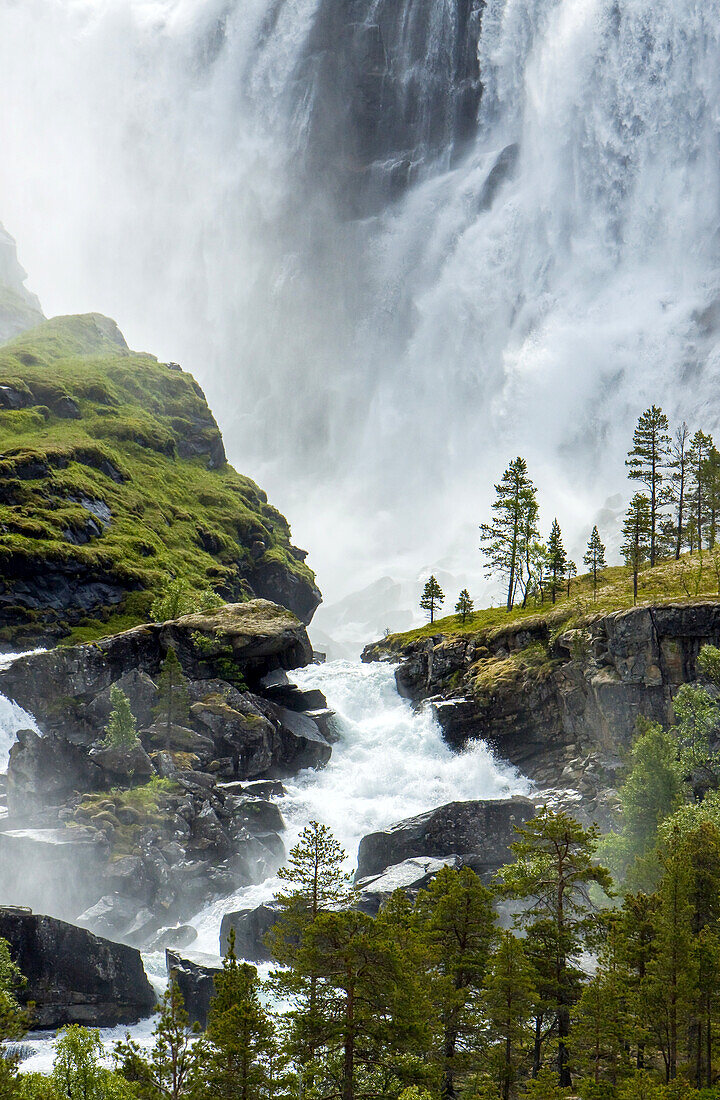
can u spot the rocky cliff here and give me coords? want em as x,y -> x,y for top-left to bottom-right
0,601 -> 335,942
0,224 -> 43,345
364,601 -> 720,826
0,313 -> 320,648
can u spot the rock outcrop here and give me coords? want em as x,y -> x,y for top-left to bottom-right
0,602 -> 332,940
0,313 -> 320,649
166,950 -> 222,1030
356,798 -> 536,882
0,907 -> 155,1028
0,224 -> 44,344
357,855 -> 464,914
219,902 -> 282,962
364,602 -> 720,824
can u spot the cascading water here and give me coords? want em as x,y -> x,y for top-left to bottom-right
10,657 -> 526,1073
3,1 -> 720,629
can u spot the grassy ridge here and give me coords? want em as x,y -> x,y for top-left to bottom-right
372,554 -> 720,655
0,314 -> 316,645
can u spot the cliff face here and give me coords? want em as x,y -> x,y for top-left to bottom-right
364,602 -> 720,825
0,224 -> 44,345
0,314 -> 320,647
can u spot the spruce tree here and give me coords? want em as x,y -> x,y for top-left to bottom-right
480,457 -> 539,612
104,686 -> 138,749
496,809 -> 613,1088
414,866 -> 497,1099
621,493 -> 651,604
154,647 -> 190,744
481,931 -> 537,1100
546,519 -> 566,605
455,588 -> 474,625
115,981 -> 202,1099
704,445 -> 720,550
204,930 -> 276,1100
670,421 -> 691,559
571,918 -> 633,1088
565,560 -> 577,598
626,406 -> 671,566
267,823 -> 355,1071
688,430 -> 714,553
420,576 -> 445,624
583,526 -> 606,600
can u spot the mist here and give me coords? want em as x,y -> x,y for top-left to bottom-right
2,0 -> 720,640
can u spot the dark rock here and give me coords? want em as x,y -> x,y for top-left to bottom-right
217,779 -> 286,799
219,902 -> 282,962
0,907 -> 155,1029
140,723 -> 215,762
7,730 -> 102,818
88,742 -> 155,787
166,950 -> 222,1029
53,395 -> 82,419
356,798 -> 536,881
85,670 -> 158,731
148,924 -> 198,952
357,855 -> 464,914
225,797 -> 285,834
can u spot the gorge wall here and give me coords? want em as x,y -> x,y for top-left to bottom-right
364,602 -> 720,825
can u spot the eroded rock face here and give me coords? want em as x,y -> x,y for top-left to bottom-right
219,902 -> 282,962
357,855 -> 464,915
0,907 -> 155,1029
166,950 -> 223,1029
356,798 -> 536,881
364,603 -> 720,823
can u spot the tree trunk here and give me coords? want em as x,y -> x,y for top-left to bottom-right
342,980 -> 355,1100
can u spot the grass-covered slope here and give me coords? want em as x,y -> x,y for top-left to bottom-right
367,554 -> 720,659
0,314 -> 320,647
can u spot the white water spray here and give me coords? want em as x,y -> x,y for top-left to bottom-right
1,0 -> 720,622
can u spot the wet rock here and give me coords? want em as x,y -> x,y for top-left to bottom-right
356,798 -> 536,881
0,827 -> 107,922
357,855 -> 464,915
0,907 -> 155,1029
166,950 -> 222,1029
88,741 -> 155,787
7,729 -> 102,818
148,924 -> 198,951
85,670 -> 158,731
225,797 -> 285,834
219,902 -> 282,962
218,779 -> 286,799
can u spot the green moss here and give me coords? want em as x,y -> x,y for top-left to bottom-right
0,313 -> 316,645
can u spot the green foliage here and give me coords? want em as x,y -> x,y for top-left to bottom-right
546,519 -> 567,605
103,685 -> 139,749
154,647 -> 190,736
51,1026 -> 132,1099
480,456 -> 539,612
621,494 -> 652,603
602,719 -> 684,890
420,575 -> 445,624
481,931 -> 538,1100
584,526 -> 607,598
150,576 -> 224,623
0,314 -> 316,647
626,406 -> 671,567
115,981 -> 203,1099
455,588 -> 474,624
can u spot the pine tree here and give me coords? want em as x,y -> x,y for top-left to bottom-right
455,589 -> 474,625
204,930 -> 276,1100
688,430 -> 714,553
572,917 -> 633,1088
546,520 -> 566,605
420,576 -> 445,624
103,685 -> 138,749
496,809 -> 613,1088
565,561 -> 577,598
626,406 -> 671,566
414,866 -> 497,1099
154,647 -> 190,744
115,981 -> 202,1099
621,494 -> 651,604
480,458 -> 539,612
669,422 -> 691,559
267,823 -> 355,1070
481,931 -> 537,1100
583,527 -> 606,600
703,445 -> 720,550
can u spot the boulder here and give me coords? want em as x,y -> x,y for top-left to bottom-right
166,950 -> 222,1029
7,730 -> 102,818
356,855 -> 464,914
88,741 -> 155,787
219,902 -> 282,962
0,907 -> 156,1028
85,670 -> 159,731
356,798 -> 536,881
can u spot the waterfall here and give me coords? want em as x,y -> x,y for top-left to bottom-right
1,0 -> 720,616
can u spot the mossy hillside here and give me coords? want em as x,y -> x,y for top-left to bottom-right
370,554 -> 720,701
0,314 -> 317,645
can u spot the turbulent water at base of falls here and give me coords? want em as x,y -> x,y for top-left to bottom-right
10,659 -> 527,1074
3,0 -> 720,630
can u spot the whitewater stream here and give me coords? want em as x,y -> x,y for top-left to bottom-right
4,657 -> 527,1073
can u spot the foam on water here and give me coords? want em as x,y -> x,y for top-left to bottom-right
191,659 -> 527,955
